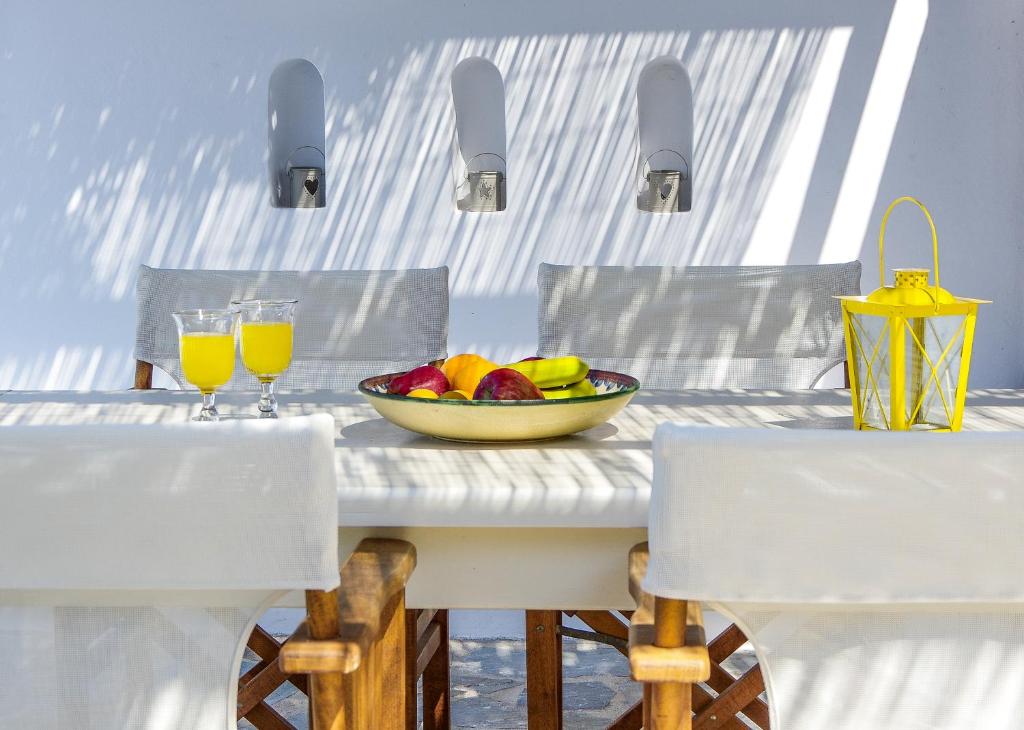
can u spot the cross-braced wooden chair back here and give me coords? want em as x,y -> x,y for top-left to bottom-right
645,425 -> 1024,729
538,262 -> 861,389
0,416 -> 338,730
134,265 -> 449,390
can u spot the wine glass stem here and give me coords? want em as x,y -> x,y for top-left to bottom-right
199,391 -> 219,421
258,379 -> 277,418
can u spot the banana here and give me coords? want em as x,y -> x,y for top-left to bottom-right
505,356 -> 589,389
542,379 -> 598,400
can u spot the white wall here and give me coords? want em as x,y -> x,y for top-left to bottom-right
1,0 -> 1021,389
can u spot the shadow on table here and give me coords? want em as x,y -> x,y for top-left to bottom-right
766,415 -> 854,430
338,418 -> 625,450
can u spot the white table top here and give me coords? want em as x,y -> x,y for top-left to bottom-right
2,389 -> 1023,528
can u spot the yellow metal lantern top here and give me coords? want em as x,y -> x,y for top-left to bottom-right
837,197 -> 989,316
866,269 -> 955,306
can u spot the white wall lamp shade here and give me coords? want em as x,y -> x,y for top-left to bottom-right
636,56 -> 693,213
268,58 -> 326,208
451,57 -> 507,212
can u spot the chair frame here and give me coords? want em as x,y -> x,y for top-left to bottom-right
525,363 -> 851,730
527,262 -> 857,728
133,264 -> 452,727
133,362 -> 448,724
134,360 -> 155,390
626,542 -> 712,729
280,538 -> 416,730
408,609 -> 452,729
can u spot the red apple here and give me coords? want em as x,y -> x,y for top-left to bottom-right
387,365 -> 450,396
473,368 -> 545,401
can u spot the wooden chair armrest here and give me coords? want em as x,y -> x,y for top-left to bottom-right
280,538 -> 416,674
627,542 -> 710,683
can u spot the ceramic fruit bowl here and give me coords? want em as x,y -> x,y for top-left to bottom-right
358,369 -> 640,442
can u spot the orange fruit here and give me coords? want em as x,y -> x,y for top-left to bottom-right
441,354 -> 498,394
407,388 -> 440,399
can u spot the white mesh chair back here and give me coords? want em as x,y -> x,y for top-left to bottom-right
648,425 -> 1024,730
538,263 -> 861,389
0,415 -> 338,730
136,265 -> 449,390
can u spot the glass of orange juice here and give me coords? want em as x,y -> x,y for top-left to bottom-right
232,299 -> 297,418
173,309 -> 238,421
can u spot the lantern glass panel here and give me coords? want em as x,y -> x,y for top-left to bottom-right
904,314 -> 967,430
848,313 -> 891,430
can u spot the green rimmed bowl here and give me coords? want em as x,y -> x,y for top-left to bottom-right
358,369 -> 640,442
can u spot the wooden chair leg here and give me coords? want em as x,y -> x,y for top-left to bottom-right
652,679 -> 692,729
422,609 -> 451,730
133,360 -> 153,389
629,545 -> 709,730
649,598 -> 691,729
404,608 -> 419,730
315,593 -> 407,730
306,588 -> 344,730
525,610 -> 563,730
380,594 -> 407,729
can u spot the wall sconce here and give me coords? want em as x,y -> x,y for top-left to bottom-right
451,57 -> 507,212
286,145 -> 326,208
636,57 -> 693,213
268,59 -> 326,209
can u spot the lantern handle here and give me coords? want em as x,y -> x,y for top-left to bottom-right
878,196 -> 940,308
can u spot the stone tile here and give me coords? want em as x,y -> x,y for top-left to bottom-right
269,693 -> 309,729
265,679 -> 300,705
563,681 -> 616,711
515,680 -> 613,713
452,638 -> 527,680
452,689 -> 527,729
453,676 -> 521,697
561,640 -> 632,678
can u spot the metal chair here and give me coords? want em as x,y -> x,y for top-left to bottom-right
133,264 -> 452,728
0,415 -> 415,729
633,425 -> 1024,729
528,261 -> 861,729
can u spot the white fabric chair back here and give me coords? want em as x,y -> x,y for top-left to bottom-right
136,265 -> 449,390
0,415 -> 338,730
648,425 -> 1024,730
538,263 -> 861,389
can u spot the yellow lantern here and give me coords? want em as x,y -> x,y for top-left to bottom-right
837,196 -> 988,431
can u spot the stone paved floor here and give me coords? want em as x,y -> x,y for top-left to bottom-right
241,636 -> 760,729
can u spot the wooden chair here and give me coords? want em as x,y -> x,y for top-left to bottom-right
526,262 -> 861,729
633,425 -> 1024,729
132,264 -> 453,728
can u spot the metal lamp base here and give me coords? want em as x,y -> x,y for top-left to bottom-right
457,171 -> 506,212
638,169 -> 691,213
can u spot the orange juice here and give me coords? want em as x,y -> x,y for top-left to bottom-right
180,333 -> 235,392
240,322 -> 294,378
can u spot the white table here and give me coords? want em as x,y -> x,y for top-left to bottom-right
2,388 -> 1022,609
